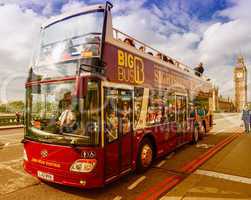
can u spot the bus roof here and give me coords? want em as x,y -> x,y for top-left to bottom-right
41,4 -> 106,29
41,2 -> 213,87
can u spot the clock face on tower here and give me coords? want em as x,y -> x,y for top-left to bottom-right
236,72 -> 243,78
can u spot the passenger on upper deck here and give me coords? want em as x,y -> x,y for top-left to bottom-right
163,55 -> 168,62
194,62 -> 204,77
139,46 -> 145,52
124,38 -> 135,47
167,58 -> 175,65
155,52 -> 162,59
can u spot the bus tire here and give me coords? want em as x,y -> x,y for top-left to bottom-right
192,127 -> 199,144
136,138 -> 153,172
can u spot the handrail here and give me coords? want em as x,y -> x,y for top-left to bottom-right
112,28 -> 211,82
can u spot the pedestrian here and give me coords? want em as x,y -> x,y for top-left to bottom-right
241,105 -> 250,133
194,62 -> 204,77
15,112 -> 21,123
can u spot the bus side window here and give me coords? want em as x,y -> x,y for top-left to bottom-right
147,89 -> 164,125
134,87 -> 144,127
147,90 -> 155,125
119,90 -> 132,135
164,93 -> 175,122
155,90 -> 164,124
104,88 -> 119,143
176,95 -> 187,123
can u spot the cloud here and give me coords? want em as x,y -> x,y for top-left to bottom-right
219,0 -> 251,20
111,0 -> 251,100
0,3 -> 45,102
61,0 -> 86,13
0,0 -> 250,102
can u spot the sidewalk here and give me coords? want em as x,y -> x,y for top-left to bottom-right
0,125 -> 24,130
162,133 -> 251,199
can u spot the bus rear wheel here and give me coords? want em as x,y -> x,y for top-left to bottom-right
137,138 -> 153,172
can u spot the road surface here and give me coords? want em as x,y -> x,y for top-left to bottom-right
0,113 -> 250,200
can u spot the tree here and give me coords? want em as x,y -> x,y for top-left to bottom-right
8,101 -> 25,112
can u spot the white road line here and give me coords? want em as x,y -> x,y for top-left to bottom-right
3,143 -> 22,148
212,125 -> 241,135
194,169 -> 251,185
127,176 -> 146,190
0,133 -> 23,138
0,164 -> 29,177
166,152 -> 175,160
0,157 -> 23,165
161,197 -> 250,200
156,160 -> 166,168
4,142 -> 10,147
113,196 -> 122,200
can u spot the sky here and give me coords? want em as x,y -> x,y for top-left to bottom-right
0,0 -> 250,102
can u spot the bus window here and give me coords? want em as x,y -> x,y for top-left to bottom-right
134,87 -> 144,127
119,90 -> 132,135
147,89 -> 164,125
164,93 -> 175,123
176,95 -> 187,123
104,88 -> 119,143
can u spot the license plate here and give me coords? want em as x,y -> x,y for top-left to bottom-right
37,171 -> 54,181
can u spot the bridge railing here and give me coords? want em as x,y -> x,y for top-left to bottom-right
0,115 -> 24,127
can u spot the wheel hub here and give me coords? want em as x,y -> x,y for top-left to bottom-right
141,144 -> 153,167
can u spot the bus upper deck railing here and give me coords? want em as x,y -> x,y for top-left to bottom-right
112,28 -> 211,82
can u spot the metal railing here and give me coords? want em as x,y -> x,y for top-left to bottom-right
0,115 -> 24,127
112,28 -> 211,82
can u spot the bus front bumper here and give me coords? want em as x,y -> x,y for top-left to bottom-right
23,161 -> 104,188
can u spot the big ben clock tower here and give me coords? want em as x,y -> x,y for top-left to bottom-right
234,56 -> 247,112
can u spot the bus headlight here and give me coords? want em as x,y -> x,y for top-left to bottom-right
70,159 -> 97,173
23,149 -> 28,161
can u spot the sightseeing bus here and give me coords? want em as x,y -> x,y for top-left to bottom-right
23,2 -> 214,188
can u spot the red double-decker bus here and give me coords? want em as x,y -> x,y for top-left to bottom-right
23,2 -> 214,188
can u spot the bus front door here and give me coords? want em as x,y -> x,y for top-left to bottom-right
104,88 -> 133,182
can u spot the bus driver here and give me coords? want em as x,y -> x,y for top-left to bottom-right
57,93 -> 77,133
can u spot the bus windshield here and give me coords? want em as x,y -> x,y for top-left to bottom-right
26,80 -> 100,146
33,10 -> 104,66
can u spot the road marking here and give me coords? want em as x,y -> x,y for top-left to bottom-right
166,152 -> 175,160
128,176 -> 146,190
196,144 -> 215,149
0,132 -> 23,137
4,142 -> 10,147
0,157 -> 22,165
156,160 -> 166,168
194,169 -> 251,185
0,164 -> 29,177
3,143 -> 22,148
113,196 -> 122,200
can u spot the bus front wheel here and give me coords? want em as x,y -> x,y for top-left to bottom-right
137,138 -> 153,172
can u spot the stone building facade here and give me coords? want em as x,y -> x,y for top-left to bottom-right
234,56 -> 248,112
